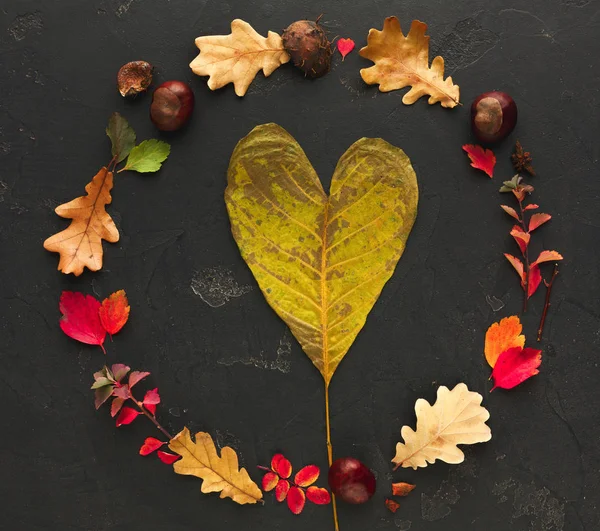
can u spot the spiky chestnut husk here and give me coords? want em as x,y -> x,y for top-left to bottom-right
282,20 -> 332,78
117,61 -> 153,97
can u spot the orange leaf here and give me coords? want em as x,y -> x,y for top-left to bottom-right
463,144 -> 496,178
294,465 -> 320,487
510,226 -> 530,254
504,253 -> 525,283
275,479 -> 290,502
359,17 -> 460,108
99,290 -> 130,335
500,205 -> 520,222
392,482 -> 416,496
484,316 -> 525,368
526,265 -> 542,298
491,347 -> 542,391
524,204 -> 539,211
529,213 -> 551,232
385,499 -> 401,513
43,167 -> 119,276
306,486 -> 331,505
262,472 -> 278,492
532,250 -> 564,267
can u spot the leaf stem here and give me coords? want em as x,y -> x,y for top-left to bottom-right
537,264 -> 559,342
517,197 -> 530,312
128,389 -> 173,440
325,382 -> 340,531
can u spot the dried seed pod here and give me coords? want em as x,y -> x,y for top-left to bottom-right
282,19 -> 332,78
117,61 -> 153,97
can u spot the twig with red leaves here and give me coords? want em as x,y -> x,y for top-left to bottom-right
500,175 -> 563,314
537,264 -> 559,342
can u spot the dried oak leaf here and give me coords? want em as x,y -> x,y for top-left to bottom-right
190,19 -> 290,97
44,167 -> 119,276
359,17 -> 460,108
392,383 -> 491,470
484,315 -> 525,368
226,124 -> 418,385
168,427 -> 263,505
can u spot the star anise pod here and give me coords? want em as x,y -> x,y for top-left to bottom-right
511,140 -> 535,176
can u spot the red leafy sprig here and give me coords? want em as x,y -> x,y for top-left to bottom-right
92,364 -> 179,464
60,290 -> 130,353
500,175 -> 563,317
259,454 -> 331,514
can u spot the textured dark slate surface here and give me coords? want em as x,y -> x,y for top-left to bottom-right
1,1 -> 598,530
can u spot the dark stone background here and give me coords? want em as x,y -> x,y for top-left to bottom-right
1,0 -> 598,530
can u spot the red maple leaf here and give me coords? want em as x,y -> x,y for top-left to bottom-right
99,290 -> 130,335
462,144 -> 496,178
491,347 -> 542,391
59,291 -> 106,353
337,38 -> 355,60
259,454 -> 331,513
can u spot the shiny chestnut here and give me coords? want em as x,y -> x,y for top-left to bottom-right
150,81 -> 194,131
471,91 -> 517,144
328,457 -> 376,504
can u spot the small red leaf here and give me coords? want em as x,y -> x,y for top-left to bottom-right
337,38 -> 355,60
524,203 -> 539,211
500,205 -> 520,222
143,388 -> 160,415
287,486 -> 306,514
529,213 -> 552,232
385,499 -> 401,513
491,347 -> 542,391
526,265 -> 542,298
532,250 -> 564,267
110,364 -> 130,382
462,144 -> 496,178
140,437 -> 165,456
262,472 -> 279,492
275,479 -> 290,502
129,371 -> 150,389
115,406 -> 139,427
504,253 -> 525,283
99,290 -> 130,335
392,482 -> 416,496
510,226 -> 530,254
157,451 -> 180,464
271,454 -> 292,479
59,292 -> 106,352
306,486 -> 331,505
294,464 -> 320,487
110,397 -> 126,417
112,384 -> 130,399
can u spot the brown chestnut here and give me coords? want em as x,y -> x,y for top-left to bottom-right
328,457 -> 376,504
471,91 -> 517,144
150,81 -> 194,131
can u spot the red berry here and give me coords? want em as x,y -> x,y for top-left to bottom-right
471,91 -> 517,144
328,457 -> 376,504
150,81 -> 194,131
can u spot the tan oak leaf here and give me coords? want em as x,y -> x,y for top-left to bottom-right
43,167 -> 119,276
392,383 -> 491,470
360,17 -> 460,108
190,19 -> 290,97
168,427 -> 263,505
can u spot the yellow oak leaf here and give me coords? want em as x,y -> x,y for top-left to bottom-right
392,383 -> 492,470
168,427 -> 263,505
359,17 -> 460,108
190,19 -> 290,97
484,315 -> 526,368
226,124 -> 418,385
43,167 -> 119,276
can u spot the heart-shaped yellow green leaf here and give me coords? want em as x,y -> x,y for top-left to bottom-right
225,123 -> 418,384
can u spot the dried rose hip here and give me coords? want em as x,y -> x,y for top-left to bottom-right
328,457 -> 376,504
150,81 -> 194,131
117,61 -> 153,97
282,19 -> 332,78
471,91 -> 518,144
